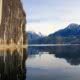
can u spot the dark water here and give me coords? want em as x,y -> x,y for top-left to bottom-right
0,48 -> 27,80
27,45 -> 80,80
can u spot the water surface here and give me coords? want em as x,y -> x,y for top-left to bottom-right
0,48 -> 27,80
26,45 -> 80,80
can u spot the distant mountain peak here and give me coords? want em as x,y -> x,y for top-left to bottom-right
67,23 -> 80,29
29,23 -> 80,44
27,31 -> 44,41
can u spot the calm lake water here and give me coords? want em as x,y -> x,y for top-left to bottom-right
0,45 -> 80,80
26,45 -> 80,80
0,48 -> 27,80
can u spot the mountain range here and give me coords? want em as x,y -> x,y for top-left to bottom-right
28,23 -> 80,44
27,31 -> 43,43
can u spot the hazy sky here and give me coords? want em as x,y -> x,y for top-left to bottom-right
22,0 -> 80,35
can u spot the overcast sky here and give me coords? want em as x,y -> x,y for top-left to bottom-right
22,0 -> 80,35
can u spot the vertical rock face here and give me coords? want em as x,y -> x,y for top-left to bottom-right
0,0 -> 26,44
0,0 -> 2,25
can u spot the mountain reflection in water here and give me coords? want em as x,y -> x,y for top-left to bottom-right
27,45 -> 80,80
28,45 -> 80,65
0,48 -> 27,80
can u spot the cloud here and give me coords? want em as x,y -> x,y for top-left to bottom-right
23,0 -> 80,35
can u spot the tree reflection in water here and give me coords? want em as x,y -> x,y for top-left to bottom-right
0,48 -> 27,80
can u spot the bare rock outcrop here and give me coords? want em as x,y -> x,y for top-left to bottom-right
0,0 -> 26,44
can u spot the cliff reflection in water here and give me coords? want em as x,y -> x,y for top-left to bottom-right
0,48 -> 27,80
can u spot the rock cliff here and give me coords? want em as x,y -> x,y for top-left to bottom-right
0,0 -> 26,44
